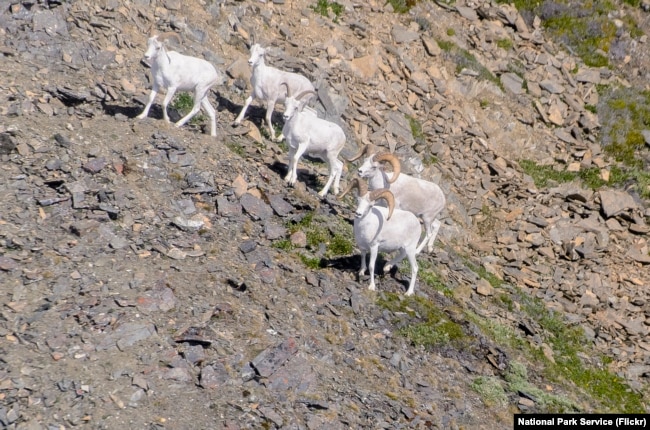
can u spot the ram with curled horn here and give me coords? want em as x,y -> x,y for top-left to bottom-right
279,83 -> 345,197
355,148 -> 446,254
340,177 -> 423,296
136,32 -> 224,137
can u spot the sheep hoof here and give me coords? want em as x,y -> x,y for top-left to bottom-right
368,284 -> 376,292
383,264 -> 392,273
405,290 -> 415,296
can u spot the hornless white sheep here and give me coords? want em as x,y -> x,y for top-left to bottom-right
233,43 -> 315,142
281,84 -> 345,197
341,178 -> 422,296
349,144 -> 445,254
136,33 -> 222,137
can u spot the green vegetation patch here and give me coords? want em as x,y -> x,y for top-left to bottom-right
436,39 -> 502,89
520,159 -> 650,200
599,87 -> 650,167
501,0 -> 642,68
310,0 -> 344,22
274,210 -> 355,269
377,293 -> 468,348
472,283 -> 647,412
418,260 -> 454,297
385,0 -> 419,13
171,93 -> 206,125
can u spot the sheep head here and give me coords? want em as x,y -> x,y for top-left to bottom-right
282,83 -> 316,120
248,43 -> 266,67
358,152 -> 401,184
144,32 -> 180,61
341,179 -> 394,221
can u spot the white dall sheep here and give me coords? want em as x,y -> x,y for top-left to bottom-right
349,144 -> 446,254
281,84 -> 345,197
234,43 -> 315,142
341,178 -> 422,296
136,33 -> 222,137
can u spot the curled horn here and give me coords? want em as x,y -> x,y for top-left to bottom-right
374,152 -> 401,183
280,82 -> 290,98
339,177 -> 368,199
294,90 -> 316,101
369,189 -> 395,220
155,31 -> 182,46
346,143 -> 377,162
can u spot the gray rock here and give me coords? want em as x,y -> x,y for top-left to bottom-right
599,190 -> 638,218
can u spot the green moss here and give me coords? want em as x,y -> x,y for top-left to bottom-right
520,159 -> 577,188
299,253 -> 323,269
272,239 -> 292,251
505,361 -> 580,412
436,39 -> 502,88
311,0 -> 344,21
377,293 -> 468,348
446,28 -> 456,37
226,141 -> 247,158
407,115 -> 425,141
466,260 -> 504,288
500,0 -> 642,69
385,0 -> 419,13
517,291 -> 646,412
418,260 -> 453,297
471,376 -> 508,407
496,38 -> 513,50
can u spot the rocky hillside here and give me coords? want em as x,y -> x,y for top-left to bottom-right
0,0 -> 649,428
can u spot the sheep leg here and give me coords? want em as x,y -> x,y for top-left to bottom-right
415,227 -> 430,254
318,156 -> 343,197
285,142 -> 308,186
200,97 -> 217,137
358,250 -> 367,277
234,95 -> 253,124
265,99 -> 279,141
426,219 -> 442,253
383,248 -> 407,273
404,250 -> 419,296
136,85 -> 159,119
368,246 -> 379,291
175,91 -> 204,130
160,87 -> 177,123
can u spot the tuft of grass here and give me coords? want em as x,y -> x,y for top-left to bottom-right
436,39 -> 502,89
171,93 -> 206,125
385,0 -> 419,13
377,293 -> 468,348
496,38 -> 513,50
310,0 -> 344,22
504,361 -> 580,412
520,159 -> 650,200
517,293 -> 646,413
226,141 -> 247,158
502,0 -> 642,68
279,211 -> 354,269
471,376 -> 508,407
418,260 -> 454,297
407,115 -> 425,141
